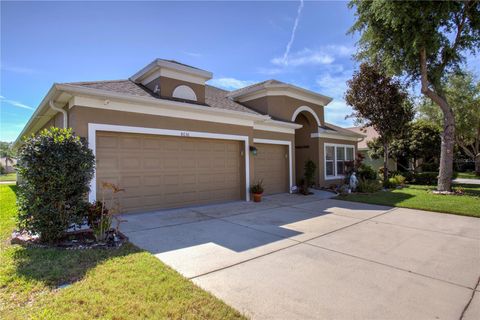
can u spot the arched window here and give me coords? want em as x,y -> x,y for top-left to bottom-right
172,85 -> 197,101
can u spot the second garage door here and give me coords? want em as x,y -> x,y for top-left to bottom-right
254,143 -> 289,195
96,131 -> 243,213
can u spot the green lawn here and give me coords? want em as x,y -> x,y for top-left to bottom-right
0,173 -> 16,182
337,184 -> 480,218
455,171 -> 479,179
0,185 -> 244,319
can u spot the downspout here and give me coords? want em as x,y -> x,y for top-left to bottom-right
49,100 -> 68,128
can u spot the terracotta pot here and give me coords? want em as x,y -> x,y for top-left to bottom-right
253,193 -> 263,202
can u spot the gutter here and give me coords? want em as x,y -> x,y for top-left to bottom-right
49,100 -> 67,128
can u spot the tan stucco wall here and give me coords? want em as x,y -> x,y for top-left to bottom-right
242,96 -> 325,125
317,137 -> 357,187
145,76 -> 206,104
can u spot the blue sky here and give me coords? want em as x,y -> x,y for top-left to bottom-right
1,1 -> 479,142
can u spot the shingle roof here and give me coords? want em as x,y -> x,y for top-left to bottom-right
62,79 -> 261,115
346,126 -> 378,149
227,79 -> 283,97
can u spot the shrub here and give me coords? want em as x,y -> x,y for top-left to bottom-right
304,160 -> 317,187
16,127 -> 95,243
387,174 -> 406,188
420,162 -> 439,172
0,164 -> 5,175
357,164 -> 377,181
411,172 -> 438,185
357,178 -> 382,193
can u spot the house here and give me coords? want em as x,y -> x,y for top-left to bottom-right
347,126 -> 397,171
14,59 -> 363,213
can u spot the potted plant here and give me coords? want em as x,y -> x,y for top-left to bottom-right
250,180 -> 264,202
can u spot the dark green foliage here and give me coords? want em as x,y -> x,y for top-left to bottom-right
348,0 -> 480,191
357,163 -> 377,181
357,178 -> 382,193
16,128 -> 95,243
411,172 -> 438,186
367,120 -> 442,170
304,160 -> 317,187
0,164 -> 5,175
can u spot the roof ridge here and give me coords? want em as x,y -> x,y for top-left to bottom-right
63,79 -> 131,85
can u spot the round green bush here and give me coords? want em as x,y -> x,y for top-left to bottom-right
16,127 -> 95,243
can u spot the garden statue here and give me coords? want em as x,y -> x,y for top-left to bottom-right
349,172 -> 358,191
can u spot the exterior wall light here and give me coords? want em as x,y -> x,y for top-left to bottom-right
249,146 -> 258,156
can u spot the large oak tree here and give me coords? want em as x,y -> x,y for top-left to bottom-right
418,71 -> 480,175
349,0 -> 480,191
345,63 -> 414,184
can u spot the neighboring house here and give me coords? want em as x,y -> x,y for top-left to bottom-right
0,157 -> 17,173
14,59 -> 363,213
347,126 -> 397,171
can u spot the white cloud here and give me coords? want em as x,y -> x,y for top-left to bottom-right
183,51 -> 202,58
324,100 -> 355,127
272,48 -> 334,67
0,96 -> 34,110
316,72 -> 351,98
1,64 -> 36,74
208,78 -> 255,90
271,44 -> 354,68
278,0 -> 304,65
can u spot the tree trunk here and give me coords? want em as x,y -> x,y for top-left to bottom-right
475,154 -> 480,176
383,142 -> 389,185
419,48 -> 454,191
437,111 -> 455,190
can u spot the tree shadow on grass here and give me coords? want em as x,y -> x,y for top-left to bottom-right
10,242 -> 142,287
338,190 -> 415,207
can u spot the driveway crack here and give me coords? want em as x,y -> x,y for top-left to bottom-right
459,275 -> 480,319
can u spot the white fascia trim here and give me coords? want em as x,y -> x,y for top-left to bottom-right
130,59 -> 212,84
253,119 -> 301,134
291,106 -> 322,127
88,123 -> 250,203
253,138 -> 293,193
233,84 -> 332,106
311,132 -> 361,142
323,143 -> 356,181
59,84 -> 269,122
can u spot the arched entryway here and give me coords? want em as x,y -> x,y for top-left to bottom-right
293,108 -> 320,186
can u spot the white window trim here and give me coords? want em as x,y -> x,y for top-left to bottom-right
88,123 -> 250,203
253,138 -> 293,193
324,143 -> 355,180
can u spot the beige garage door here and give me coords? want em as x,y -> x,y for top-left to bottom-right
254,143 -> 289,195
96,131 -> 243,213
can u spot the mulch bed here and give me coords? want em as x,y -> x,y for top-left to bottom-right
10,228 -> 129,250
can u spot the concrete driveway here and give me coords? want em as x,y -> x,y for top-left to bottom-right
121,192 -> 480,319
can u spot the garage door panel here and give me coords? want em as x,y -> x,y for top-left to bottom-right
96,131 -> 243,212
254,143 -> 289,195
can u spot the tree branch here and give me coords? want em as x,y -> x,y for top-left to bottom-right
439,2 -> 469,72
419,48 -> 451,114
455,136 -> 474,158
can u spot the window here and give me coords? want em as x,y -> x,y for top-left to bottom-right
324,144 -> 355,179
325,146 -> 334,176
172,85 -> 197,101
